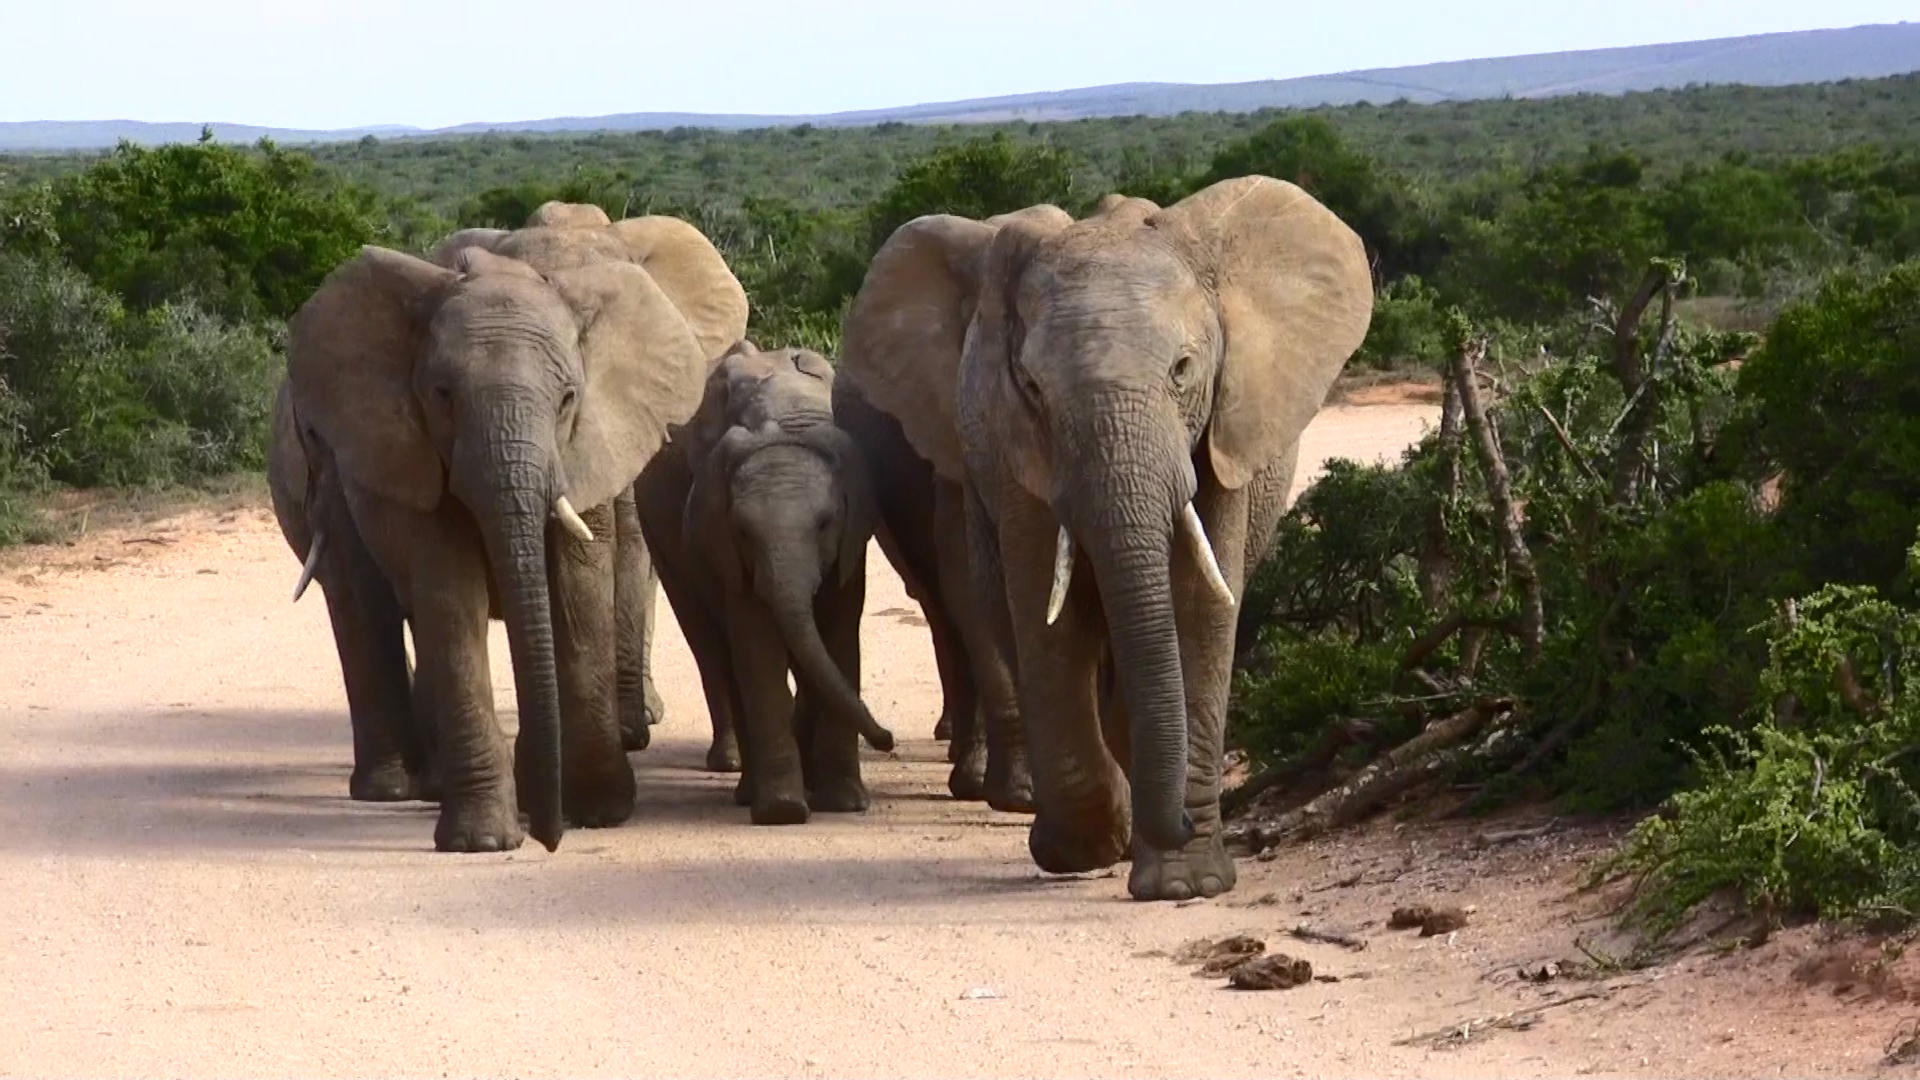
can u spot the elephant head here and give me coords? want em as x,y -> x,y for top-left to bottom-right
842,177 -> 1372,852
681,344 -> 892,752
285,233 -> 740,849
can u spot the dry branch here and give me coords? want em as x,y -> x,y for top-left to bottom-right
1608,262 -> 1683,504
1448,335 -> 1544,660
1251,701 -> 1510,845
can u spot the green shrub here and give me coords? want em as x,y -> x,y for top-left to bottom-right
1354,275 -> 1448,370
0,252 -> 278,489
1733,262 -> 1920,592
1604,576 -> 1920,939
865,134 -> 1080,253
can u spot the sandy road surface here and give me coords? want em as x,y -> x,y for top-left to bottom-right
0,391 -> 1899,1078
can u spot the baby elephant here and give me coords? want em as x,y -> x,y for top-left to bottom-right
638,344 -> 894,824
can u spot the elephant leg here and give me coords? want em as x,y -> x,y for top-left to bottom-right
805,564 -> 871,813
985,484 -> 1128,872
403,511 -> 522,853
1127,479 -> 1250,902
317,513 -> 428,803
546,503 -> 636,829
656,564 -> 741,775
926,599 -> 974,760
725,593 -> 809,824
942,480 -> 1031,812
613,489 -> 658,752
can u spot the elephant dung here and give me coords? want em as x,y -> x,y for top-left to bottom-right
1227,953 -> 1314,991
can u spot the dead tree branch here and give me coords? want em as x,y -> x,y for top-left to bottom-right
1609,261 -> 1684,504
1449,334 -> 1544,661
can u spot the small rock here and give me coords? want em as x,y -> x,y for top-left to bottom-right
1228,953 -> 1313,990
959,986 -> 1001,1001
1419,907 -> 1471,936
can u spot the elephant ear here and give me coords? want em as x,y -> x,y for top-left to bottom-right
608,217 -> 750,361
682,425 -> 758,595
547,260 -> 711,510
429,227 -> 509,268
265,380 -> 312,547
830,429 -> 877,586
957,206 -> 1075,494
1151,176 -> 1374,490
840,208 -> 1066,482
526,201 -> 612,228
286,246 -> 455,511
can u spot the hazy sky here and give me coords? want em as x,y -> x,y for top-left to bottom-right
4,1 -> 1914,129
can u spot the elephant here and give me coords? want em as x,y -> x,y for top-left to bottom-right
840,178 -> 1373,900
282,212 -> 747,853
635,342 -> 894,825
832,372 -> 1033,812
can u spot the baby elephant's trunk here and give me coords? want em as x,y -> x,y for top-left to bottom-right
759,552 -> 895,753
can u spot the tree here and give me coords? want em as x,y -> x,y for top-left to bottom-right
865,134 -> 1079,252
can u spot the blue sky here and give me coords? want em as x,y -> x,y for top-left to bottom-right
4,1 -> 1914,129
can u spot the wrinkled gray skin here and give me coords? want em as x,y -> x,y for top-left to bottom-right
636,344 -> 894,824
833,372 -> 1033,812
841,181 -> 1373,900
280,210 -> 744,853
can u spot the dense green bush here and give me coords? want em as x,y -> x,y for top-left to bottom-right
863,134 -> 1080,252
1733,263 -> 1920,591
8,137 -> 390,321
0,252 -> 278,489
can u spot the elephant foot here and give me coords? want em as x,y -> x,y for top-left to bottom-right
706,738 -> 744,774
619,714 -> 651,753
946,741 -> 988,802
433,794 -> 524,853
733,774 -> 753,807
349,762 -> 428,803
1027,804 -> 1129,875
984,752 -> 1035,815
565,768 -> 637,829
645,681 -> 667,727
933,709 -> 955,743
750,792 -> 811,826
808,774 -> 871,813
1127,831 -> 1236,902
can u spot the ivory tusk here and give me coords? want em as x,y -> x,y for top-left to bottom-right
292,530 -> 325,602
1045,525 -> 1074,626
554,496 -> 594,543
1180,502 -> 1235,607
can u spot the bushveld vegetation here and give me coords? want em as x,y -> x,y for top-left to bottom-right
3,75 -> 1920,934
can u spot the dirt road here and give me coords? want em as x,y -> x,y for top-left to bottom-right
0,390 -> 1899,1078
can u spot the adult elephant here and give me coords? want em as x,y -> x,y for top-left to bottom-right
841,179 -> 1372,900
636,343 -> 893,824
833,372 -> 1032,812
284,216 -> 746,853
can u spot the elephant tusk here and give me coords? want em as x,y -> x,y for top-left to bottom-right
553,496 -> 594,543
1180,502 -> 1235,608
292,530 -> 325,603
1045,525 -> 1074,626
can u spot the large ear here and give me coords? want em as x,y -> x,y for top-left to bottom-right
265,380 -> 312,546
547,261 -> 710,510
1090,193 -> 1160,224
839,209 -> 1067,482
607,217 -> 749,361
429,227 -> 509,268
526,201 -> 612,228
829,428 -> 877,586
286,246 -> 453,511
682,425 -> 757,595
956,206 -> 1075,495
1150,176 -> 1374,490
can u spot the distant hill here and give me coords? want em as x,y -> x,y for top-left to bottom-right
5,21 -> 1917,151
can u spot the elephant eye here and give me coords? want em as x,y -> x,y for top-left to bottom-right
431,385 -> 453,405
1011,361 -> 1042,406
560,388 -> 578,411
1171,354 -> 1195,388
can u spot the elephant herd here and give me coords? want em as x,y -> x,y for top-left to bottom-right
266,178 -> 1373,901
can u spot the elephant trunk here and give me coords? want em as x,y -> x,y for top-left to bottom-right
1062,390 -> 1195,854
755,543 -> 895,753
458,416 -> 565,852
